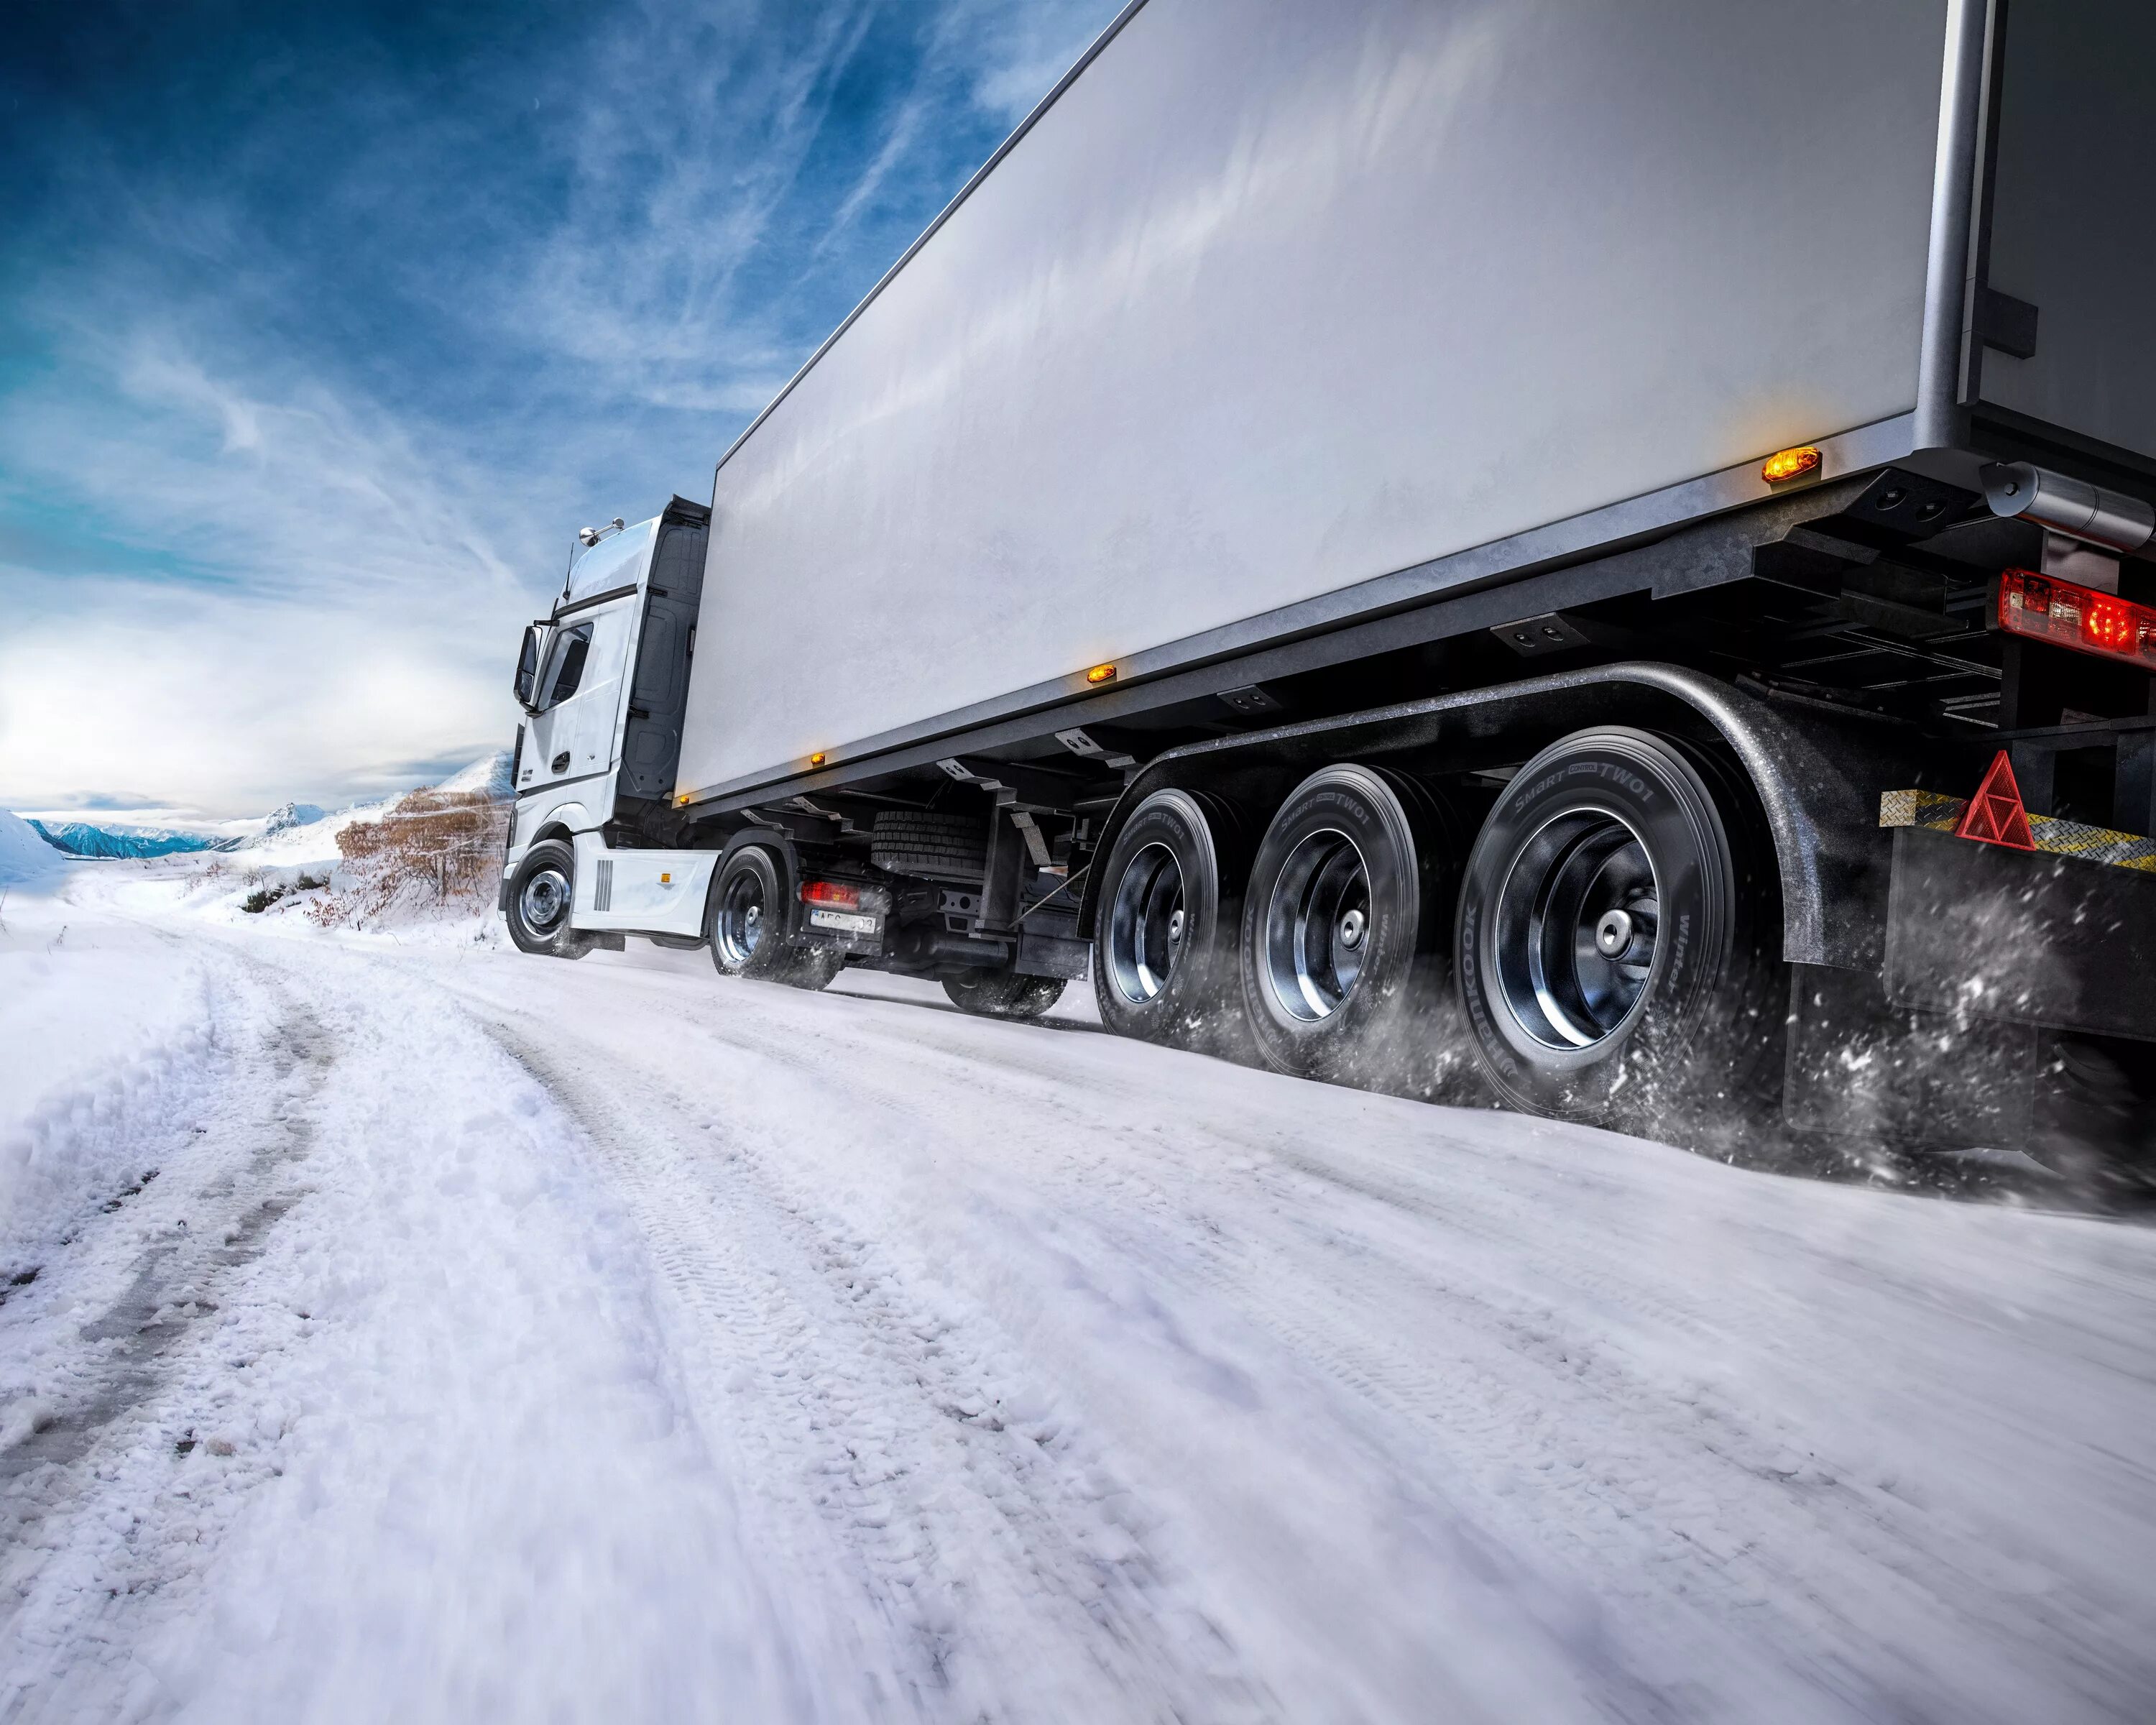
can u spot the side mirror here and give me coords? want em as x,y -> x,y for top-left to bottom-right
514,622 -> 549,712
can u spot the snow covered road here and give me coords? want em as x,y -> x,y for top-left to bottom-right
6,879 -> 2156,1722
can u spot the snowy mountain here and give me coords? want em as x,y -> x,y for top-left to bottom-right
14,756 -> 506,868
239,801 -> 328,847
28,820 -> 239,860
436,748 -> 515,800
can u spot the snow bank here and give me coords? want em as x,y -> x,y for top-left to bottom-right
0,898 -> 220,1272
0,809 -> 66,886
83,838 -> 506,952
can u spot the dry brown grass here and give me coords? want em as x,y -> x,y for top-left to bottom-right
309,788 -> 509,928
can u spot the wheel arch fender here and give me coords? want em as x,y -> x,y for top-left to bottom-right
1082,664 -> 1918,970
527,801 -> 597,848
500,815 -> 590,914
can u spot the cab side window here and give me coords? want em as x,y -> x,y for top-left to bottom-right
540,622 -> 593,709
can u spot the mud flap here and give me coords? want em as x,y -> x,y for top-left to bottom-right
1015,929 -> 1090,980
1784,827 -> 2156,1153
1784,964 -> 2040,1149
1883,827 -> 2156,1041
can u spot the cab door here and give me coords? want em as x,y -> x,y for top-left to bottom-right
523,602 -> 631,790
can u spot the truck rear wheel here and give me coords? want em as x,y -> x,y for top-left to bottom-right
1455,727 -> 1782,1136
505,840 -> 594,960
1238,765 -> 1451,1086
1092,788 -> 1246,1052
944,970 -> 1066,1020
707,847 -> 842,990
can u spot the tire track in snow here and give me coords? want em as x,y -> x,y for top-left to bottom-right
428,955 -> 2156,1724
0,949 -> 331,1705
735,1004 -> 2156,1720
464,1004 -> 1281,1725
0,964 -> 324,1489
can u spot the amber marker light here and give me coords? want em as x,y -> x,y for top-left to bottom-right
808,750 -> 829,767
1085,663 -> 1118,685
1761,445 -> 1822,484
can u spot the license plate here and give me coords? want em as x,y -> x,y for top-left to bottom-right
808,908 -> 877,935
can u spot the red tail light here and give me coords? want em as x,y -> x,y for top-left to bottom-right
1997,569 -> 2156,668
801,879 -> 860,910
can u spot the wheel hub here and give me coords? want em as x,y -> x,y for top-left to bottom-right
1491,809 -> 1659,1052
1261,828 -> 1371,1022
520,867 -> 570,934
1107,842 -> 1186,1003
717,871 -> 768,966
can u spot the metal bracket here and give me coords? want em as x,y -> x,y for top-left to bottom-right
939,754 -> 1100,806
1008,809 -> 1053,868
1491,612 -> 1593,657
1053,729 -> 1137,769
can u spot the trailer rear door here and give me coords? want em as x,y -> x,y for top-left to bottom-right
1973,0 -> 2156,467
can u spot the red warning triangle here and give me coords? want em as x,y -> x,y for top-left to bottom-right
1954,750 -> 2036,850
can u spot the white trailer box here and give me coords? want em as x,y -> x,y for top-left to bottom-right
675,0 -> 2156,806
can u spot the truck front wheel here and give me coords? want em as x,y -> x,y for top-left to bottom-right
1455,727 -> 1782,1137
505,840 -> 593,960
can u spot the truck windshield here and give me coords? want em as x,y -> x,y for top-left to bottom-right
563,517 -> 656,605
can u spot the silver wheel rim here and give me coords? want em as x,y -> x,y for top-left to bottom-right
716,869 -> 768,967
1106,841 -> 1184,1003
1261,828 -> 1370,1023
519,866 -> 571,935
1491,809 -> 1659,1051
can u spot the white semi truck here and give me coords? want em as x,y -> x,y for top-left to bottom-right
501,0 -> 2156,1167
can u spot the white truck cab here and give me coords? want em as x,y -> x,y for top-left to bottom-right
502,497 -> 714,954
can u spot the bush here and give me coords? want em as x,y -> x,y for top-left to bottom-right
309,788 -> 509,928
241,886 -> 283,914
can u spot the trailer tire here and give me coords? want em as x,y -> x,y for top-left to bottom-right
1239,765 -> 1453,1087
1455,727 -> 1782,1138
871,811 -> 989,882
707,846 -> 842,990
1093,788 -> 1248,1053
944,970 -> 1067,1020
505,840 -> 594,960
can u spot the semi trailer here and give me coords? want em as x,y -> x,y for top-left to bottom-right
499,0 -> 2156,1165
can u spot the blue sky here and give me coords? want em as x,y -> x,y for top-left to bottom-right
0,0 -> 1117,815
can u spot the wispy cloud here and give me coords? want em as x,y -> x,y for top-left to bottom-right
0,0 -> 1121,814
